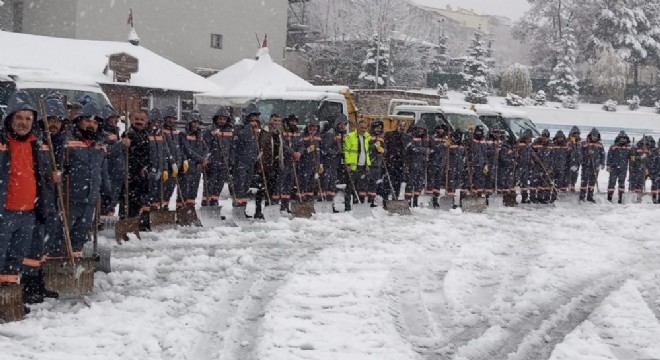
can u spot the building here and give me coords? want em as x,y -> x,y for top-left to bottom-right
0,0 -> 288,74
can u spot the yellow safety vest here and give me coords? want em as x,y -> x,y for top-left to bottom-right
344,131 -> 371,170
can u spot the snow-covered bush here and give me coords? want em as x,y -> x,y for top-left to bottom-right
627,95 -> 640,111
655,101 -> 660,114
561,95 -> 579,109
534,90 -> 547,106
358,34 -> 392,87
500,63 -> 533,98
589,47 -> 626,103
505,93 -> 525,107
465,88 -> 489,104
602,99 -> 618,112
437,83 -> 449,99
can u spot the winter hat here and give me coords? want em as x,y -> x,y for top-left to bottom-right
3,90 -> 39,130
148,108 -> 163,123
44,97 -> 68,120
241,103 -> 260,124
212,106 -> 231,123
101,105 -> 119,120
162,105 -> 178,119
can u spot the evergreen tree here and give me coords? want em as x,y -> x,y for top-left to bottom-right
548,27 -> 579,102
358,34 -> 392,88
592,0 -> 660,87
429,32 -> 449,73
462,30 -> 491,104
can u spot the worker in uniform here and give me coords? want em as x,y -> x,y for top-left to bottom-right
203,107 -> 233,207
427,124 -> 450,208
253,114 -> 283,218
383,120 -> 409,202
530,129 -> 553,204
567,126 -> 582,192
278,114 -> 303,212
100,105 -> 125,216
367,120 -> 385,208
231,104 -> 259,211
161,106 -> 183,209
320,114 -> 347,211
180,112 -> 208,206
579,128 -> 605,203
299,117 -> 322,202
147,108 -> 174,218
343,120 -> 371,209
404,124 -> 428,207
120,110 -> 152,231
606,131 -> 631,204
447,130 -> 466,209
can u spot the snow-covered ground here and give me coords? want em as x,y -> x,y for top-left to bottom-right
1,197 -> 659,360
2,90 -> 660,360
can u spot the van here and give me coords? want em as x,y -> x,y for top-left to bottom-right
391,105 -> 488,133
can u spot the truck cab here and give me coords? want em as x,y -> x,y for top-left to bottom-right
392,105 -> 487,134
477,108 -> 540,141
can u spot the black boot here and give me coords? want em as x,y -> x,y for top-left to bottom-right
254,202 -> 264,219
139,212 -> 151,232
368,196 -> 377,208
618,192 -> 623,204
587,190 -> 596,203
521,192 -> 530,204
22,274 -> 44,304
344,196 -> 352,212
607,192 -> 613,202
432,195 -> 440,209
579,189 -> 586,202
412,196 -> 419,208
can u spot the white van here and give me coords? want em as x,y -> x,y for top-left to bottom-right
476,108 -> 540,141
391,105 -> 488,133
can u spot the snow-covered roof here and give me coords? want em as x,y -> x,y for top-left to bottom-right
0,31 -> 222,93
442,106 -> 480,116
197,48 -> 314,105
207,59 -> 256,89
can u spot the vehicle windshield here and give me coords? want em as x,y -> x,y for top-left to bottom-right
20,88 -> 110,108
257,99 -> 343,130
417,112 -> 447,132
0,82 -> 16,108
445,113 -> 486,132
505,117 -> 540,137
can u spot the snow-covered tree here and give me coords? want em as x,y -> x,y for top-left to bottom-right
547,27 -> 579,101
437,83 -> 449,99
462,30 -> 491,104
588,47 -> 627,103
500,63 -> 533,98
534,90 -> 547,106
562,95 -> 579,109
592,0 -> 660,86
429,31 -> 449,73
358,34 -> 392,88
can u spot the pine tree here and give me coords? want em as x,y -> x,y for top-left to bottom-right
429,32 -> 449,73
462,30 -> 490,104
358,34 -> 392,88
592,0 -> 660,86
548,27 -> 579,102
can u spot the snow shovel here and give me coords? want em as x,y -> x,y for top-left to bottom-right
290,159 -> 316,218
198,170 -> 225,226
255,141 -> 280,222
115,111 -> 140,243
175,177 -> 202,227
83,199 -> 111,273
345,165 -> 373,218
314,157 -> 333,214
488,140 -> 504,208
383,159 -> 411,215
151,165 -> 176,230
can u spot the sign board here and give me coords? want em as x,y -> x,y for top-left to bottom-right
108,52 -> 139,82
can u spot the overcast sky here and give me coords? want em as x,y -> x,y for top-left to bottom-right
410,0 -> 531,20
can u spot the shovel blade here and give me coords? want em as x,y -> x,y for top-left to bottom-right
83,242 -> 112,273
262,205 -> 281,222
385,200 -> 411,215
315,201 -> 334,214
291,201 -> 315,218
437,196 -> 454,210
151,210 -> 177,230
488,194 -> 503,208
462,196 -> 488,213
177,205 -> 202,227
199,206 -> 225,226
351,203 -> 373,218
231,206 -> 250,225
115,218 -> 140,243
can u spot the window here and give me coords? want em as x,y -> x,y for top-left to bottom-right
140,96 -> 150,111
210,34 -> 223,49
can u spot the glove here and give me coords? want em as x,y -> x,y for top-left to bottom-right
171,164 -> 178,178
570,166 -> 578,172
606,166 -> 611,172
631,156 -> 636,161
183,160 -> 189,173
483,165 -> 489,175
318,164 -> 324,174
308,144 -> 316,153
600,165 -> 605,171
376,145 -> 384,153
162,171 -> 169,181
644,168 -> 650,177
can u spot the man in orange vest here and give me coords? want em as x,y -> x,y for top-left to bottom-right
0,91 -> 60,317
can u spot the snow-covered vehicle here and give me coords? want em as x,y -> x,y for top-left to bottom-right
391,105 -> 488,133
476,108 -> 541,141
0,67 -> 111,114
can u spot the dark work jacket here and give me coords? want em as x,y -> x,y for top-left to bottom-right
62,129 -> 111,205
123,127 -> 151,184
